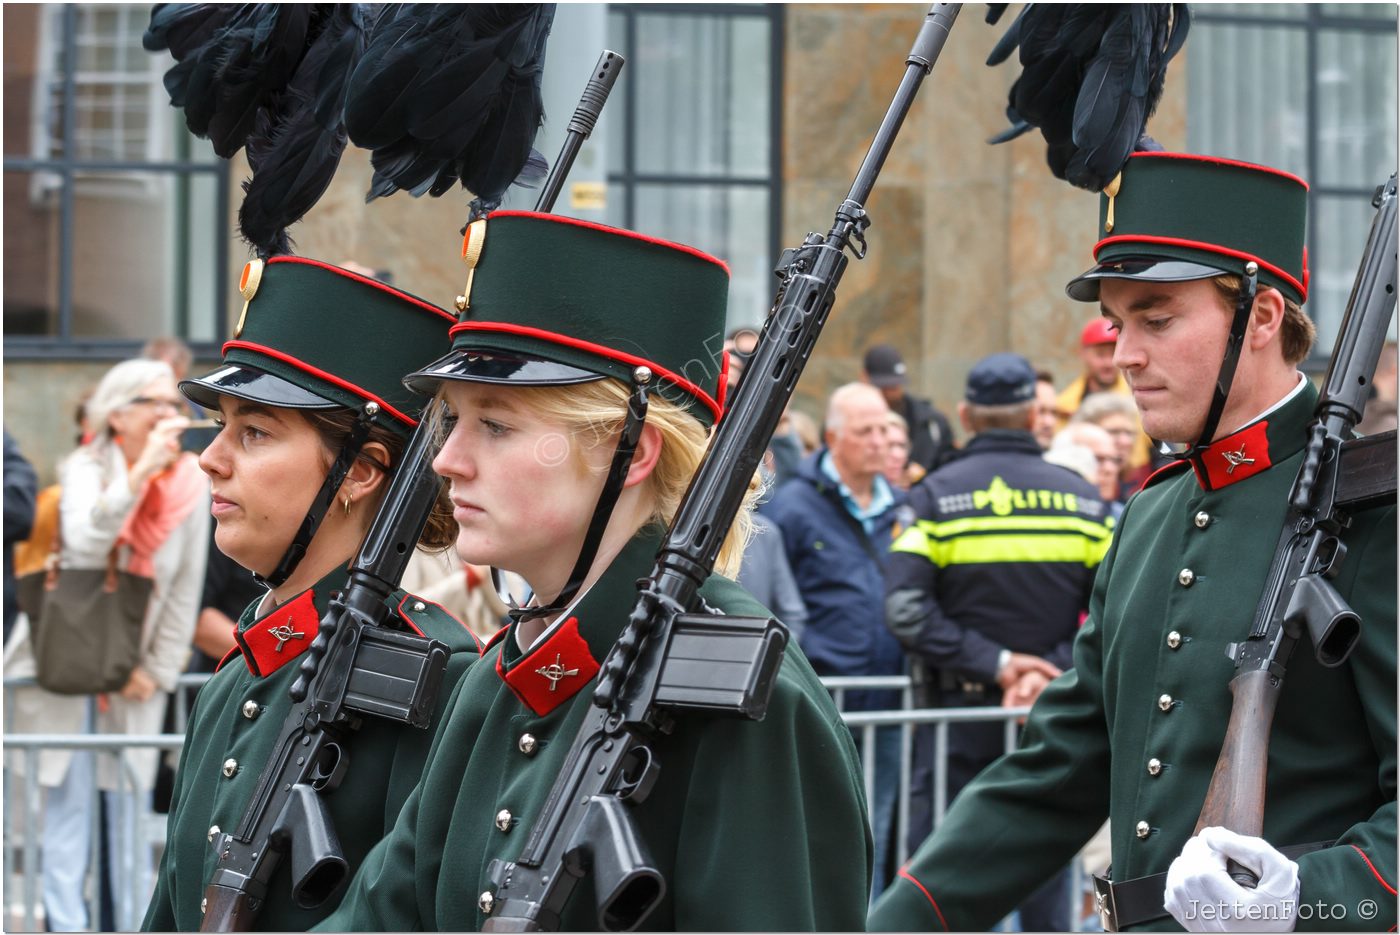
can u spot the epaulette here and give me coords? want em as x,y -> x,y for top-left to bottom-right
1141,458 -> 1191,490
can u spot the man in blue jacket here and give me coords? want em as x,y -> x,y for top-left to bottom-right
766,381 -> 910,896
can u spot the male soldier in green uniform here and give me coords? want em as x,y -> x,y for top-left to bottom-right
869,152 -> 1395,932
314,210 -> 873,931
144,260 -> 481,930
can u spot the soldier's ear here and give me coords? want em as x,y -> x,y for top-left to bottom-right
1247,287 -> 1286,352
343,440 -> 391,499
623,423 -> 662,489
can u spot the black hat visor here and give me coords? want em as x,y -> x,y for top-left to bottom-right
405,348 -> 603,396
1066,257 -> 1227,303
180,363 -> 339,413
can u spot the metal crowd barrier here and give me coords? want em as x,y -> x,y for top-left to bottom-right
1,674 -> 1092,932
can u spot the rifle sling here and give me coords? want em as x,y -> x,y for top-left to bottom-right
1335,430 -> 1397,511
1092,840 -> 1332,931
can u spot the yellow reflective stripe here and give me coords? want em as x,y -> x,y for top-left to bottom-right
917,515 -> 1112,541
927,533 -> 1107,567
891,523 -> 932,556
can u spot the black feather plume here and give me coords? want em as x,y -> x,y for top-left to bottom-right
984,3 -> 1191,191
345,4 -> 555,216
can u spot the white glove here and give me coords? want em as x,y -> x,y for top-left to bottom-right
1164,827 -> 1301,932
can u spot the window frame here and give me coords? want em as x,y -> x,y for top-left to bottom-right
605,2 -> 784,327
4,3 -> 231,362
1189,4 -> 1398,367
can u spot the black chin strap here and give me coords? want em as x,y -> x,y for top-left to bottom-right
511,372 -> 653,624
1185,262 -> 1259,465
255,402 -> 379,590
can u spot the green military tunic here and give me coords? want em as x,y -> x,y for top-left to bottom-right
869,382 -> 1396,932
316,529 -> 873,931
143,567 -> 481,931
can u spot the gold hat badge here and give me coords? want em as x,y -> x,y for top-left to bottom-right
234,259 -> 264,338
1103,172 -> 1123,234
454,218 -> 488,315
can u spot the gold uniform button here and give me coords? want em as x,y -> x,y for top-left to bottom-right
1178,568 -> 1195,587
1158,694 -> 1174,712
495,809 -> 513,832
1147,758 -> 1162,776
413,601 -> 426,612
478,891 -> 495,914
1194,511 -> 1211,529
518,733 -> 538,755
1167,631 -> 1182,650
1135,820 -> 1151,839
222,758 -> 239,778
242,700 -> 260,719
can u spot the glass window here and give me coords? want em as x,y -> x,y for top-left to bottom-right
3,3 -> 228,356
1187,5 -> 1399,362
605,5 -> 780,330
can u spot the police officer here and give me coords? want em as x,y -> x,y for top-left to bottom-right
144,259 -> 481,930
315,211 -> 873,931
886,351 -> 1113,930
869,152 -> 1396,932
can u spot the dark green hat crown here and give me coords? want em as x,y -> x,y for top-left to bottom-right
408,211 -> 731,426
182,256 -> 457,437
1067,152 -> 1310,304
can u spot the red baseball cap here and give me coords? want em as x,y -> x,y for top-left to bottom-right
1080,318 -> 1117,347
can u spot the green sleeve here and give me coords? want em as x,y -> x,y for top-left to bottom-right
142,688 -> 201,932
1294,506 -> 1396,932
673,663 -> 873,931
869,505 -> 1122,932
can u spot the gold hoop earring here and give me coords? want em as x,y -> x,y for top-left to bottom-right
342,495 -> 352,516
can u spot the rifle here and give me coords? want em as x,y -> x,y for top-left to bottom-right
480,7 -> 962,931
197,51 -> 626,931
1194,173 -> 1398,886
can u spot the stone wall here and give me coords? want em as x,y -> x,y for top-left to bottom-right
782,4 -> 1186,436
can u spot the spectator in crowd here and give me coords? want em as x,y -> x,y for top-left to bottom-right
1056,318 -> 1153,474
193,525 -> 260,667
1074,391 -> 1154,499
1374,340 -> 1397,403
862,343 -> 955,484
1358,397 -> 1398,436
1051,421 -> 1125,517
766,381 -> 908,896
142,337 -> 217,451
738,511 -> 808,642
7,358 -> 210,932
399,547 -> 509,642
4,430 -> 38,642
884,352 -> 1113,931
144,260 -> 481,932
788,408 -> 821,456
883,410 -> 913,491
1032,369 -> 1060,450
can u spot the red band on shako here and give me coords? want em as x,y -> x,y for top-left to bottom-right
496,616 -> 601,717
221,340 -> 419,427
449,321 -> 723,421
235,589 -> 322,678
1092,234 -> 1307,301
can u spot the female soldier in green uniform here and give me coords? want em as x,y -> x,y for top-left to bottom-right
316,211 -> 874,931
143,258 -> 481,930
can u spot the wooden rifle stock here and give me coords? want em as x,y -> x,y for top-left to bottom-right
198,885 -> 260,933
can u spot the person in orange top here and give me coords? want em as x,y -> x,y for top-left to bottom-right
1056,317 -> 1154,471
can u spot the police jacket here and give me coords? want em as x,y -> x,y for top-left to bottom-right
885,430 -> 1113,685
764,450 -> 908,700
870,382 -> 1397,932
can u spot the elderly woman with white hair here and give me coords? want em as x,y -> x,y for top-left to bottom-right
6,357 -> 209,931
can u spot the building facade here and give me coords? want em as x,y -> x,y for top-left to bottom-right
4,3 -> 1397,481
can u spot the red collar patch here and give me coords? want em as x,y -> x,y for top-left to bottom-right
496,616 -> 601,717
234,589 -> 322,678
1191,420 -> 1272,491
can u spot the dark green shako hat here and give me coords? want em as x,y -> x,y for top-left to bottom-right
406,210 -> 731,426
1066,152 -> 1310,304
181,256 -> 458,436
